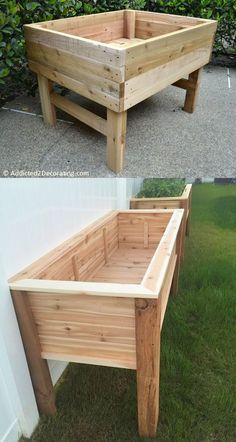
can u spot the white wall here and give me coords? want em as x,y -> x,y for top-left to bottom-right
0,178 -> 142,442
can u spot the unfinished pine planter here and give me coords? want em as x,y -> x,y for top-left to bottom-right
24,10 -> 217,173
130,184 -> 192,259
9,209 -> 184,438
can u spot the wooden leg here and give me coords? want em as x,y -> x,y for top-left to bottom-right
37,74 -> 56,126
11,290 -> 56,415
106,109 -> 127,173
183,68 -> 203,113
135,298 -> 161,438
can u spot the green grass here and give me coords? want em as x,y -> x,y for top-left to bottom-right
23,184 -> 236,442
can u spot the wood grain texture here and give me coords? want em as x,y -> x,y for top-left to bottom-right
124,21 -> 216,80
124,10 -> 136,39
28,291 -> 136,369
124,46 -> 212,110
50,92 -> 107,135
135,298 -> 161,437
106,109 -> 127,173
183,68 -> 203,113
11,290 -> 56,415
37,74 -> 56,126
130,185 -> 192,258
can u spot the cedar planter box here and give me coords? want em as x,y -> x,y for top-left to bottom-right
24,10 -> 217,173
130,184 -> 192,259
9,209 -> 184,438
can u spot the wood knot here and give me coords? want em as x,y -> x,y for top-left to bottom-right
136,299 -> 149,310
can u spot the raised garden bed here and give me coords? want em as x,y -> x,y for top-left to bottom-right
24,10 -> 217,173
9,209 -> 184,438
130,184 -> 192,259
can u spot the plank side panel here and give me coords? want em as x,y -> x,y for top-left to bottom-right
135,19 -> 182,39
125,22 -> 216,80
118,212 -> 171,248
28,291 -> 136,369
62,20 -> 124,42
24,26 -> 124,67
130,200 -> 182,209
28,293 -> 135,317
29,60 -> 120,112
38,11 -> 124,31
41,346 -> 136,369
124,46 -> 212,109
26,41 -> 124,83
135,10 -> 206,27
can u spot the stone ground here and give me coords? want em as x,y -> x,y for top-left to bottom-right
0,65 -> 235,178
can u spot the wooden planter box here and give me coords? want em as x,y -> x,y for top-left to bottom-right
9,209 -> 184,438
130,184 -> 192,259
24,10 -> 217,173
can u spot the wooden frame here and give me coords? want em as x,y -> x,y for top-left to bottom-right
9,209 -> 184,438
24,10 -> 217,173
130,184 -> 192,259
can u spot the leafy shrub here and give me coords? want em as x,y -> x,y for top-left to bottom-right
0,0 -> 235,103
137,178 -> 186,198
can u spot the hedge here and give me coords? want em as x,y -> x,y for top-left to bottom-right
0,0 -> 235,103
136,178 -> 186,197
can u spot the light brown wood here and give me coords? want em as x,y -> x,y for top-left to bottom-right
106,109 -> 127,173
8,209 -> 187,438
124,21 -> 216,80
72,255 -> 79,281
24,12 -> 216,173
124,10 -> 136,39
135,18 -> 182,39
11,290 -> 56,415
183,68 -> 203,113
124,47 -> 211,110
50,92 -> 107,135
31,61 -> 120,112
171,216 -> 184,295
37,74 -> 56,126
130,184 -> 193,257
135,10 -> 207,27
135,298 -> 161,437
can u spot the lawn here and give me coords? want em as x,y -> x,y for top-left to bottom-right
23,184 -> 236,442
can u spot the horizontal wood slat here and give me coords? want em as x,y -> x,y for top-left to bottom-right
50,92 -> 107,136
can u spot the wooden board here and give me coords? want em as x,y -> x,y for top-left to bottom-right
118,211 -> 172,248
124,21 -> 216,80
28,291 -> 136,369
124,46 -> 212,110
91,248 -> 155,284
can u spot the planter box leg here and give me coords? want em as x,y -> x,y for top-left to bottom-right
183,68 -> 203,113
37,74 -> 56,126
135,299 -> 161,438
11,290 -> 56,415
106,109 -> 127,173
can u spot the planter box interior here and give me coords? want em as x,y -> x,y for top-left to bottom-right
9,209 -> 184,437
130,184 -> 192,258
24,10 -> 217,173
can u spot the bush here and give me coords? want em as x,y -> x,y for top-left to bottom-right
0,0 -> 235,103
136,178 -> 186,198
